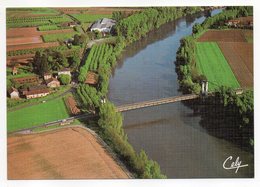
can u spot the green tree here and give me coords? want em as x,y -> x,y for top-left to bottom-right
59,74 -> 71,85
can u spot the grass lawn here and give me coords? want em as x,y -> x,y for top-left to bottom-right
195,42 -> 240,91
7,97 -> 69,132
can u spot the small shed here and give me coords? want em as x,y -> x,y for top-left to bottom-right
8,87 -> 20,99
43,73 -> 52,80
46,77 -> 60,88
58,68 -> 71,76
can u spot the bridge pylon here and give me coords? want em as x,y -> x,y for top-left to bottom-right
201,80 -> 208,96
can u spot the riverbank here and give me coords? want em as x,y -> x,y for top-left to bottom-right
175,7 -> 254,151
77,7 -> 205,178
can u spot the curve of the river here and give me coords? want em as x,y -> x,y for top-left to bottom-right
108,9 -> 254,178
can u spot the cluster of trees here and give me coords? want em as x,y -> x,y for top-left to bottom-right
59,74 -> 71,85
193,6 -> 253,35
33,50 -> 78,76
78,44 -> 116,96
76,84 -> 101,111
98,101 -> 166,178
175,36 -> 203,94
214,87 -> 253,149
115,7 -> 200,44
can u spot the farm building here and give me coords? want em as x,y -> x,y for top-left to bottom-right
43,73 -> 52,80
23,86 -> 50,99
46,77 -> 60,88
45,77 -> 60,88
12,75 -> 39,85
58,68 -> 71,76
85,71 -> 99,85
226,16 -> 253,29
8,87 -> 19,99
90,18 -> 116,33
61,21 -> 78,27
226,19 -> 240,27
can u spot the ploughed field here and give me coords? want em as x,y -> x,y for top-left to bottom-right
196,29 -> 253,89
8,127 -> 129,179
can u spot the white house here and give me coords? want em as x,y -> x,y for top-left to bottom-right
8,87 -> 19,99
90,18 -> 116,33
58,68 -> 71,77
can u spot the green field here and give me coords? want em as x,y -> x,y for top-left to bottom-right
7,98 -> 69,132
195,42 -> 240,90
70,14 -> 112,23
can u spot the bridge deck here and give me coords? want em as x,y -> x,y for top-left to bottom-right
116,94 -> 199,112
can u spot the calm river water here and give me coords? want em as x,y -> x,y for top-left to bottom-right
108,9 -> 254,178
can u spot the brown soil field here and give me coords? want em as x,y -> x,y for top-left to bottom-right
7,54 -> 36,66
7,27 -> 74,38
7,27 -> 39,38
8,127 -> 129,179
198,30 -> 247,42
7,36 -> 43,46
55,7 -> 143,14
7,42 -> 60,52
218,42 -> 253,88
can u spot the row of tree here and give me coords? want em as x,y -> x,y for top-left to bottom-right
193,6 -> 253,35
98,101 -> 166,178
115,7 -> 201,44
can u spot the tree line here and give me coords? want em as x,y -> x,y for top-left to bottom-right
115,7 -> 201,45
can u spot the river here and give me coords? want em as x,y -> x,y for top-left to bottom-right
108,9 -> 254,178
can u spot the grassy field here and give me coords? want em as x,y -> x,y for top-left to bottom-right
7,97 -> 69,132
195,42 -> 240,90
42,32 -> 78,42
70,14 -> 112,23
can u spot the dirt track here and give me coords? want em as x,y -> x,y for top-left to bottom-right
8,127 -> 129,179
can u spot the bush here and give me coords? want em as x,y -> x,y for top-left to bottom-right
59,74 -> 71,85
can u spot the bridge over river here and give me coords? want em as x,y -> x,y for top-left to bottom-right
116,94 -> 199,112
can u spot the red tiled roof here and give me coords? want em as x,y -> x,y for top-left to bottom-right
46,77 -> 60,84
24,88 -> 50,96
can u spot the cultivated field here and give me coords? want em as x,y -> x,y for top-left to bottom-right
7,42 -> 60,52
55,7 -> 143,14
7,36 -> 43,46
7,98 -> 69,132
218,42 -> 253,87
8,127 -> 129,179
198,30 -> 246,42
195,42 -> 240,90
197,29 -> 253,88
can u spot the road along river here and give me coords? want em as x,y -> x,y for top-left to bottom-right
108,9 -> 254,178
